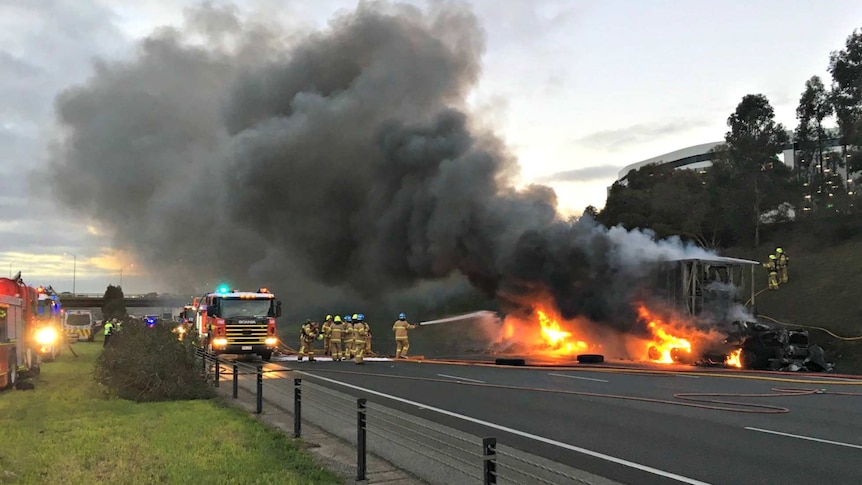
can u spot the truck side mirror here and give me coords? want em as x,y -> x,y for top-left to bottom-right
275,301 -> 282,318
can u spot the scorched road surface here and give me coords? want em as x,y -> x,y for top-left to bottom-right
270,359 -> 862,485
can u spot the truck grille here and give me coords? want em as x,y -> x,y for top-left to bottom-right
225,324 -> 268,344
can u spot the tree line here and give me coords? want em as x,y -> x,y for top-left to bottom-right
596,26 -> 862,248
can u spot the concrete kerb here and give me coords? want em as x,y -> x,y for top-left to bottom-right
214,373 -> 428,485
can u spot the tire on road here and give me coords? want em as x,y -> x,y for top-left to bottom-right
577,354 -> 604,364
494,358 -> 526,366
260,350 -> 273,362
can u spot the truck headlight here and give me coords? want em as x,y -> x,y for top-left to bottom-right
35,327 -> 58,346
265,337 -> 278,346
213,338 -> 228,347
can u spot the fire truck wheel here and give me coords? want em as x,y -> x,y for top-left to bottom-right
261,351 -> 273,362
5,354 -> 17,390
577,354 -> 605,364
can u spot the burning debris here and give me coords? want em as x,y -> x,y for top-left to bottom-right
482,256 -> 834,372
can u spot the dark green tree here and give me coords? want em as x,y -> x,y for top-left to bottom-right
101,284 -> 128,321
582,205 -> 599,219
599,164 -> 711,242
829,28 -> 862,148
721,94 -> 791,246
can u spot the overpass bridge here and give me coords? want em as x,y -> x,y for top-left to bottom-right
58,294 -> 193,309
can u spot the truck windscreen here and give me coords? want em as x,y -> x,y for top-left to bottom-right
218,299 -> 274,319
67,314 -> 91,326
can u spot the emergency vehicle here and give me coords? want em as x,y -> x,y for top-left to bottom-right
0,275 -> 46,389
64,309 -> 95,342
33,286 -> 64,360
195,286 -> 281,361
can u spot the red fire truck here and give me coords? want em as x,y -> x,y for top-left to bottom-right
195,286 -> 281,361
0,274 -> 47,389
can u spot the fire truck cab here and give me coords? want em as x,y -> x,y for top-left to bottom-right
196,286 -> 281,361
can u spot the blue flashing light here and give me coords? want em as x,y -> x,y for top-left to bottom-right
216,284 -> 230,294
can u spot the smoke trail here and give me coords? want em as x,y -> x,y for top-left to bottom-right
46,2 -> 715,328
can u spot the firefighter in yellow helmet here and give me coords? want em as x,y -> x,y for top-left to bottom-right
775,248 -> 790,284
328,316 -> 344,361
353,314 -> 369,364
298,319 -> 317,362
392,312 -> 417,359
763,255 -> 779,290
321,315 -> 333,356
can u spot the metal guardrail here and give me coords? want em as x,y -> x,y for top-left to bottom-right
193,350 -> 610,485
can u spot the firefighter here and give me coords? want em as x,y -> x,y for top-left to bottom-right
763,255 -> 779,290
328,315 -> 344,361
358,313 -> 372,355
103,319 -> 114,347
392,312 -> 417,359
298,319 -> 317,362
775,247 -> 790,284
353,315 -> 369,364
321,315 -> 333,355
343,314 -> 354,360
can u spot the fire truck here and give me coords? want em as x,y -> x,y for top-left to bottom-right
33,286 -> 64,360
195,286 -> 281,361
0,274 -> 47,389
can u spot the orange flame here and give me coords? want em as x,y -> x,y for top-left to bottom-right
638,306 -> 692,364
536,309 -> 589,355
725,348 -> 743,368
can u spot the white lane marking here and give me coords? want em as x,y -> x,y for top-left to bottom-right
675,374 -> 701,379
745,427 -> 862,450
294,369 -> 711,485
548,372 -> 609,383
437,373 -> 485,384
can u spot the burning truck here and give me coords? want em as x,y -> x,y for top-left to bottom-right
489,256 -> 832,372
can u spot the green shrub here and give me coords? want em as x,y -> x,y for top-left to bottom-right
94,320 -> 215,402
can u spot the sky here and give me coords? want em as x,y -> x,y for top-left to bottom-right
2,0 -> 862,294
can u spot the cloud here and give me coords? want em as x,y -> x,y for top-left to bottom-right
536,164 -> 621,183
574,120 -> 709,151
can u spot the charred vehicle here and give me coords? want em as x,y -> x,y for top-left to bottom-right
726,321 -> 832,372
647,256 -> 831,371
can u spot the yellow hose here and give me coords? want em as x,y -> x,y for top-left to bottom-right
757,314 -> 862,341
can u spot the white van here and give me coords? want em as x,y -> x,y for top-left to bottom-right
65,310 -> 95,342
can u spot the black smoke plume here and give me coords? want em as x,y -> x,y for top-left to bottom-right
47,2 -> 713,328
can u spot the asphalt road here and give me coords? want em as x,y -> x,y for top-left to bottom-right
267,357 -> 862,485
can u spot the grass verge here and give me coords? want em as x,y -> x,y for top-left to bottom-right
0,339 -> 339,485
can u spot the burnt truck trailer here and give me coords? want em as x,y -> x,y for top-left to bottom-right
649,256 -> 830,371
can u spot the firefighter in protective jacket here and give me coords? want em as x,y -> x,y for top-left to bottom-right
328,316 -> 344,361
763,255 -> 779,290
343,315 -> 355,359
775,248 -> 790,284
321,315 -> 333,355
298,319 -> 317,362
353,316 -> 369,364
392,313 -> 417,358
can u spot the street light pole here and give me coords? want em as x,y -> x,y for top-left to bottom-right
8,261 -> 13,278
65,253 -> 77,295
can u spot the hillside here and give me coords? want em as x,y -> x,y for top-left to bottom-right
724,216 -> 862,373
